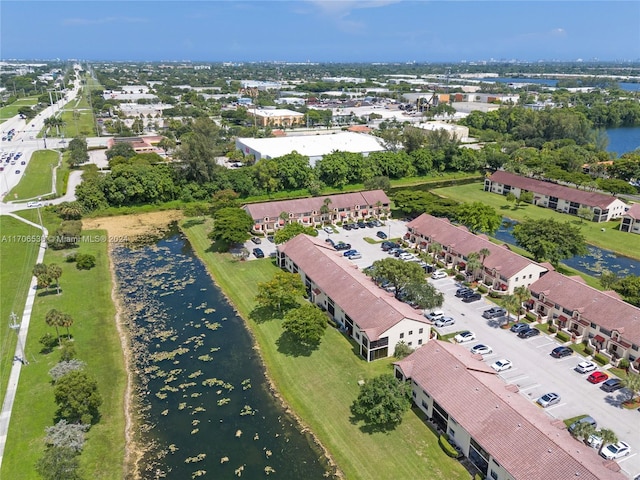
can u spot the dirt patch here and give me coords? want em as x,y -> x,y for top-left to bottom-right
83,210 -> 184,240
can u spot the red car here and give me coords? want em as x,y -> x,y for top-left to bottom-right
587,371 -> 608,384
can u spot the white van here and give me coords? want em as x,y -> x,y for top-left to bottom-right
27,201 -> 42,208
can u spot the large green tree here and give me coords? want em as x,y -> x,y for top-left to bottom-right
282,303 -> 328,346
512,218 -> 587,265
273,222 -> 318,244
255,271 -> 306,314
455,202 -> 502,234
35,446 -> 82,480
371,258 -> 425,300
67,137 -> 89,167
54,371 -> 103,425
350,374 -> 412,429
401,281 -> 444,310
209,207 -> 253,247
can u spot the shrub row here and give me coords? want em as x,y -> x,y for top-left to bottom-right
438,434 -> 460,458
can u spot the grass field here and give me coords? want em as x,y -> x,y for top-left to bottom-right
7,150 -> 59,201
0,96 -> 39,122
0,216 -> 41,407
0,229 -> 126,480
182,217 -> 469,480
432,182 -> 640,260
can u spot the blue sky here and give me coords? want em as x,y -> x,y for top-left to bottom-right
2,1 -> 639,62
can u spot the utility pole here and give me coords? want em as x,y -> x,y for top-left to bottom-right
9,312 -> 27,365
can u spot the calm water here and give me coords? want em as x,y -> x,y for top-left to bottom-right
480,77 -> 640,92
606,127 -> 640,156
111,228 -> 330,479
496,219 -> 639,278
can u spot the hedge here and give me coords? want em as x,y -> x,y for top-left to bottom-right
594,353 -> 609,366
438,434 -> 460,458
556,331 -> 570,343
525,311 -> 537,322
477,284 -> 488,294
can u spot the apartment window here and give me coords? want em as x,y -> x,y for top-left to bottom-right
412,390 -> 417,398
422,390 -> 430,398
409,330 -> 413,336
529,274 -> 532,279
419,328 -> 423,334
418,339 -> 423,345
600,328 -> 611,337
448,428 -> 455,438
590,323 -> 597,329
490,471 -> 498,480
515,277 -> 519,282
407,342 -> 412,346
400,333 -> 404,339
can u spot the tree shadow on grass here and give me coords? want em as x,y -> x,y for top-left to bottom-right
37,289 -> 59,298
348,411 -> 399,434
182,218 -> 206,229
249,305 -> 280,324
275,331 -> 317,357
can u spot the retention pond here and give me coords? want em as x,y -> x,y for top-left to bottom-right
111,226 -> 330,479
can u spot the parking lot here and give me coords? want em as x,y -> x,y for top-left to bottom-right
246,219 -> 640,478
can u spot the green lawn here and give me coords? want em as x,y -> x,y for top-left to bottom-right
58,108 -> 96,138
432,183 -> 640,260
7,150 -> 59,201
0,216 -> 41,407
0,96 -> 39,122
1,230 -> 126,480
182,218 -> 469,480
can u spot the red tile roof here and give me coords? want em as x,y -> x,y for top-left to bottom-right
277,235 -> 427,340
407,214 -> 546,279
244,190 -> 390,221
624,203 -> 640,220
395,341 -> 626,480
489,171 -> 623,210
530,271 -> 640,343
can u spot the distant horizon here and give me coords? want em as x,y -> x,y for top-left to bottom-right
1,1 -> 639,63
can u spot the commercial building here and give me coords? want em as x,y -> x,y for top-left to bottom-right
247,108 -> 305,128
277,235 -> 431,361
619,203 -> 640,234
235,131 -> 386,165
394,341 -> 626,480
406,214 -> 548,294
244,190 -> 390,234
528,271 -> 640,371
484,171 -> 628,222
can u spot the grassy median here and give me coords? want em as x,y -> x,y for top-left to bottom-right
1,229 -> 126,480
182,217 -> 468,480
7,150 -> 59,201
433,182 -> 640,260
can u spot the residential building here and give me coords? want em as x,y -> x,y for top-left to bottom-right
247,108 -> 305,128
406,214 -> 548,294
277,235 -> 431,361
528,271 -> 640,370
619,203 -> 640,234
244,190 -> 391,234
235,131 -> 386,165
484,171 -> 627,222
394,341 -> 626,480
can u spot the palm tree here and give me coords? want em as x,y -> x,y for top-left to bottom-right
428,241 -> 442,263
571,421 -> 596,443
597,429 -> 618,456
622,373 -> 640,404
47,264 -> 63,295
478,247 -> 491,284
465,252 -> 482,280
59,313 -> 74,339
513,286 -> 530,321
320,198 -> 332,224
502,295 -> 520,326
45,308 -> 62,345
279,211 -> 289,228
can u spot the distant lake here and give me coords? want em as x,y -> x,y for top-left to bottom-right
479,77 -> 640,92
605,127 -> 640,156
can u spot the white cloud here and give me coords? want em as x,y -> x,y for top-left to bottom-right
304,0 -> 401,32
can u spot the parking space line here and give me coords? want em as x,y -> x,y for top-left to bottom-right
536,342 -> 555,348
545,402 -> 567,411
519,383 -> 540,392
617,453 -> 637,463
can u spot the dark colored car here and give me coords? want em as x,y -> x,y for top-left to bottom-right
366,221 -> 375,228
357,221 -> 366,228
601,378 -> 623,392
462,293 -> 482,303
267,236 -> 274,243
252,248 -> 265,258
518,327 -> 540,339
483,307 -> 507,319
569,416 -> 597,434
455,287 -> 474,298
510,323 -> 530,333
551,346 -> 573,358
251,236 -> 262,244
343,224 -> 352,230
376,231 -> 388,239
325,238 -> 335,246
334,242 -> 352,251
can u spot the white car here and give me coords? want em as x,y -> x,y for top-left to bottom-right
575,361 -> 596,374
470,344 -> 493,355
600,441 -> 631,460
434,316 -> 455,328
425,310 -> 445,321
323,226 -> 333,233
454,331 -> 475,343
348,253 -> 362,260
399,252 -> 416,261
491,359 -> 513,372
431,270 -> 448,280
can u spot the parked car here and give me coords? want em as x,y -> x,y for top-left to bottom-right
601,378 -> 623,392
252,248 -> 265,258
323,226 -> 333,234
491,359 -> 513,372
334,242 -> 351,251
537,392 -> 561,408
14,170 -> 20,174
348,253 -> 362,260
399,252 -> 416,261
600,441 -> 631,460
343,249 -> 358,257
357,221 -> 366,228
456,287 -> 474,298
431,270 -> 447,280
381,241 -> 398,251
509,323 -> 529,333
551,346 -> 573,358
425,310 -> 445,321
462,293 -> 482,303
325,238 -> 335,246
586,434 -> 603,449
376,231 -> 388,239
569,416 -> 597,434
365,221 -> 375,228
454,331 -> 475,343
343,224 -> 352,231
251,236 -> 262,244
27,201 -> 42,208
483,307 -> 507,319
470,344 -> 493,355
587,371 -> 609,384
575,361 -> 597,374
518,328 -> 540,339
434,316 -> 455,328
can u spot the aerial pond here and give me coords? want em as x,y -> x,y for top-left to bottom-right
111,227 -> 330,479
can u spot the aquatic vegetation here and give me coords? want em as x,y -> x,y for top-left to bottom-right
197,354 -> 213,362
240,405 -> 255,416
178,402 -> 187,410
155,392 -> 168,400
192,406 -> 206,414
235,465 -> 245,477
220,457 -> 229,464
188,370 -> 203,379
241,379 -> 251,390
265,466 -> 276,475
191,470 -> 206,478
235,430 -> 242,438
253,433 -> 259,440
185,453 -> 206,463
168,444 -> 178,453
190,428 -> 199,435
205,321 -> 221,331
149,347 -> 190,362
161,409 -> 169,416
217,398 -> 230,406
